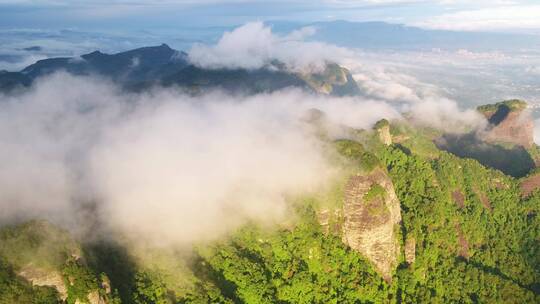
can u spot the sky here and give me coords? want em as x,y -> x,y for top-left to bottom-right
1,0 -> 539,111
1,0 -> 540,33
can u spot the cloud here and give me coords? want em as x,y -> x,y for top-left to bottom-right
414,5 -> 540,31
352,66 -> 425,103
188,22 -> 353,71
0,75 -> 122,225
0,72 -> 399,246
345,55 -> 488,131
2,21 -> 523,247
535,119 -> 540,145
405,97 -> 486,131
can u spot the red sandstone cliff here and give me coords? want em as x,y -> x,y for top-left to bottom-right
478,100 -> 534,148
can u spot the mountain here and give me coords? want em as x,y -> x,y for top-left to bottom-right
1,101 -> 539,303
0,70 -> 31,91
436,100 -> 537,178
0,44 -> 360,96
477,99 -> 534,148
22,43 -> 188,84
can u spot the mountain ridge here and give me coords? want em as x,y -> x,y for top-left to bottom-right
0,44 -> 360,96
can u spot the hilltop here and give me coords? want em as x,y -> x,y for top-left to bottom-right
0,44 -> 359,96
477,99 -> 534,148
436,99 -> 537,178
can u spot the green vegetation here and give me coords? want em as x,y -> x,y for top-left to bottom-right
0,220 -> 80,270
388,122 -> 442,158
298,63 -> 360,96
435,133 -> 536,178
527,144 -> 540,165
334,139 -> 380,172
364,184 -> 386,202
0,221 -> 121,304
377,144 -> 538,302
0,257 -> 61,304
1,120 -> 539,303
373,119 -> 390,130
477,99 -> 528,113
62,259 -> 99,304
186,218 -> 390,304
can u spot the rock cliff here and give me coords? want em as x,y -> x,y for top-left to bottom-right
478,99 -> 534,148
341,168 -> 402,281
404,237 -> 416,264
0,221 -> 114,304
18,266 -> 68,301
298,63 -> 360,96
374,119 -> 392,145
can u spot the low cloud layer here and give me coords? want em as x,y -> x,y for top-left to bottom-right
0,73 -> 399,246
188,22 -> 353,71
345,58 -> 487,132
0,23 -> 512,247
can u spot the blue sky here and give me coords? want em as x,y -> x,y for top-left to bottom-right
1,0 -> 540,32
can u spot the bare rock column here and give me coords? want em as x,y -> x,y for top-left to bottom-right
341,169 -> 402,281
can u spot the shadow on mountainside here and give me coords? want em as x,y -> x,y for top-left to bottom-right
435,133 -> 535,178
83,241 -> 139,304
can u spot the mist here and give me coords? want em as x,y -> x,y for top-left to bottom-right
0,21 -> 501,248
0,23 -> 496,248
188,22 -> 353,72
0,72 -> 401,246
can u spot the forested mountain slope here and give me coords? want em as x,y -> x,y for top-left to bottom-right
1,103 -> 538,303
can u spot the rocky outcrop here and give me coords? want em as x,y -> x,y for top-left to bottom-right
299,63 -> 360,96
452,190 -> 465,209
374,119 -> 392,146
18,265 -> 68,301
82,291 -> 108,304
341,169 -> 402,281
19,264 -> 110,304
478,100 -> 534,148
404,237 -> 416,264
520,173 -> 540,198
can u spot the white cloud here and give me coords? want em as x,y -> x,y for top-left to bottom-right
414,5 -> 540,31
188,22 -> 353,71
0,72 -> 399,246
346,54 -> 488,131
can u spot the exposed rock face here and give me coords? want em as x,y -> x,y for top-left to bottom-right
478,100 -> 534,148
18,265 -> 68,300
404,237 -> 416,264
452,190 -> 465,209
299,63 -> 360,96
19,263 -> 110,304
520,173 -> 540,198
473,188 -> 492,212
374,119 -> 392,146
341,169 -> 402,281
81,291 -> 108,304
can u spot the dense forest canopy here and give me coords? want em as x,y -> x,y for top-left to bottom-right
1,113 -> 538,303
